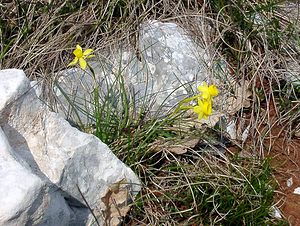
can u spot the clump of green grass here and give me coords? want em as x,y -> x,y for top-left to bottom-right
59,46 -> 288,224
121,143 -> 287,225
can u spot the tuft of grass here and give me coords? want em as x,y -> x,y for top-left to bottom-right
123,148 -> 286,225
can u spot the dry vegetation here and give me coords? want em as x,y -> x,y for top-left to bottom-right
1,0 -> 300,225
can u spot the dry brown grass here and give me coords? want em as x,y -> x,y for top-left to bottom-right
1,0 -> 299,225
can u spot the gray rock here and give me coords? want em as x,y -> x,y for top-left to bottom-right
0,69 -> 140,225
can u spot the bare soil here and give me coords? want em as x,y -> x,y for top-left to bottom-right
251,77 -> 300,225
268,127 -> 300,225
253,95 -> 300,225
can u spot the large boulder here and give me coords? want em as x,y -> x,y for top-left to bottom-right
0,128 -> 72,226
0,69 -> 140,225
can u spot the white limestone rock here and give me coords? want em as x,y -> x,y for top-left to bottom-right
0,127 -> 71,226
293,187 -> 300,195
0,69 -> 140,225
0,69 -> 29,124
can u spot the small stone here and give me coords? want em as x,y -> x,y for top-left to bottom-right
270,206 -> 282,219
241,125 -> 250,142
226,120 -> 237,140
293,187 -> 300,195
287,177 -> 293,187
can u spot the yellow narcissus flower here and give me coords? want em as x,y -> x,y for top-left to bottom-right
197,82 -> 219,100
68,44 -> 95,70
193,98 -> 212,120
174,82 -> 218,121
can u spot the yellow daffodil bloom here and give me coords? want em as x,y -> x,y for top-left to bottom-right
175,82 -> 218,121
197,82 -> 219,100
68,44 -> 95,70
193,98 -> 212,120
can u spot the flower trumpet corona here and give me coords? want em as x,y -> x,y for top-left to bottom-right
193,98 -> 212,120
197,82 -> 219,100
68,45 -> 95,70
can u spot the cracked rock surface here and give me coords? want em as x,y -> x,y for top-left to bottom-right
0,69 -> 140,226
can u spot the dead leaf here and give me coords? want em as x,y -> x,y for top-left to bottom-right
100,179 -> 132,226
225,81 -> 252,114
153,137 -> 199,155
168,145 -> 188,154
200,112 -> 224,128
184,138 -> 201,147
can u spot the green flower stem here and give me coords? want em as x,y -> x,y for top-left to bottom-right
86,63 -> 102,137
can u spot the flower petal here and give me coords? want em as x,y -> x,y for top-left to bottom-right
201,92 -> 210,100
193,106 -> 204,120
79,58 -> 87,70
83,48 -> 94,56
76,44 -> 82,52
67,57 -> 78,67
198,113 -> 204,120
197,82 -> 208,92
193,105 -> 201,114
73,48 -> 83,58
198,82 -> 210,99
202,100 -> 212,115
208,85 -> 219,97
207,101 -> 212,115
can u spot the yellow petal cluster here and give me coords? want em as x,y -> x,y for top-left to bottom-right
193,98 -> 212,120
193,82 -> 218,120
197,82 -> 219,100
68,45 -> 95,70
